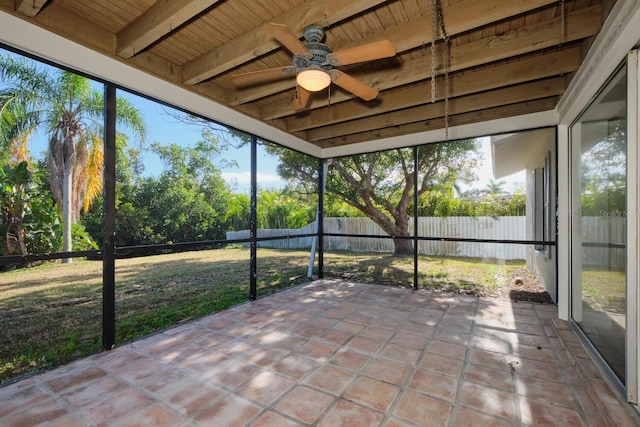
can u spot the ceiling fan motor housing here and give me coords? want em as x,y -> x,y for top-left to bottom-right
294,43 -> 332,70
293,25 -> 333,71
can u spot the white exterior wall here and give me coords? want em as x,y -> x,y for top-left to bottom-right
524,135 -> 558,303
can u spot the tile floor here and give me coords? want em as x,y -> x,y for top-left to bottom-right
1,280 -> 638,426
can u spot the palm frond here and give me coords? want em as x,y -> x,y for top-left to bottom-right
11,129 -> 33,164
115,96 -> 147,144
83,132 -> 104,213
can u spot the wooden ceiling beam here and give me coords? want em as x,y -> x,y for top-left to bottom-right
4,1 -> 113,54
317,97 -> 559,148
227,0 -> 566,106
181,0 -> 387,85
307,77 -> 566,141
286,46 -> 581,132
254,4 -> 600,118
14,0 -> 48,17
0,1 -> 229,104
116,0 -> 222,59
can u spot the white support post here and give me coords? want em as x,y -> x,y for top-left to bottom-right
625,49 -> 638,404
308,160 -> 330,278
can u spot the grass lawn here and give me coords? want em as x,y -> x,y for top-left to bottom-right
1,247 -> 529,383
581,267 -> 626,314
324,251 -> 525,294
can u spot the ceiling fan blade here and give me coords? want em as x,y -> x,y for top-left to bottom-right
326,40 -> 396,66
291,86 -> 312,110
231,66 -> 295,86
330,70 -> 379,101
265,23 -> 309,55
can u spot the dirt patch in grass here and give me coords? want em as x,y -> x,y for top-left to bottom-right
324,252 -> 553,304
495,267 -> 553,304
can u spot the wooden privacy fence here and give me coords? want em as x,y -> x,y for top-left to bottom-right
226,216 -> 625,265
581,216 -> 626,269
227,217 -> 528,260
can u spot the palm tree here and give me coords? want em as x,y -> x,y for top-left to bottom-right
1,84 -> 38,165
485,179 -> 507,197
0,54 -> 146,261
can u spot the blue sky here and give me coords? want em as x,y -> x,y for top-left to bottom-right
98,92 -> 525,195
116,90 -> 285,194
3,47 -> 523,195
0,46 -> 284,194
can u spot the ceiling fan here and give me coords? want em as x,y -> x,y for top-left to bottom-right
232,23 -> 396,109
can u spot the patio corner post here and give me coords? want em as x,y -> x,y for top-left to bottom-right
249,135 -> 257,300
318,158 -> 325,279
413,145 -> 419,290
102,83 -> 116,350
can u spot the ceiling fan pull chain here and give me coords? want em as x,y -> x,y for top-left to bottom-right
560,0 -> 566,42
444,36 -> 450,140
435,0 -> 450,140
430,0 -> 437,103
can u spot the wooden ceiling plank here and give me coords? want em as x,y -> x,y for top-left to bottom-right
0,1 -> 223,97
307,77 -> 566,141
318,97 -> 559,148
381,0 -> 558,54
189,0 -> 558,88
6,1 -> 115,54
231,3 -> 600,108
14,0 -> 48,17
286,46 -> 581,132
116,0 -> 222,59
229,0 -> 561,101
181,0 -> 388,85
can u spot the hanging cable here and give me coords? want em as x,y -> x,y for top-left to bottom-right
560,0 -> 566,42
430,0 -> 437,103
435,0 -> 450,140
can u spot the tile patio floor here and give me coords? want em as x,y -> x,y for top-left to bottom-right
1,279 -> 638,426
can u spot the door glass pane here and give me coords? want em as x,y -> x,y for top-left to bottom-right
571,65 -> 627,382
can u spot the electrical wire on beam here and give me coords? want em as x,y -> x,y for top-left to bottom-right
430,0 -> 450,140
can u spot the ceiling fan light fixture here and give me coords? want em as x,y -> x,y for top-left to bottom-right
296,68 -> 331,92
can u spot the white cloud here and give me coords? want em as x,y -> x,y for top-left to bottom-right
222,171 -> 282,183
222,171 -> 284,191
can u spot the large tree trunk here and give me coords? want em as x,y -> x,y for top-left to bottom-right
62,141 -> 74,263
373,214 -> 413,256
392,237 -> 414,256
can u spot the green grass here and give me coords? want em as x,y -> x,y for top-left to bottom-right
1,248 -> 530,383
0,248 -> 310,383
581,268 -> 626,314
323,251 -> 524,295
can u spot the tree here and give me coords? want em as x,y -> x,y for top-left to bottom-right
0,161 -> 77,259
484,179 -> 507,197
133,137 -> 233,244
268,141 -> 481,255
256,188 -> 317,229
0,95 -> 36,166
0,54 -> 146,261
580,119 -> 626,215
0,161 -> 30,255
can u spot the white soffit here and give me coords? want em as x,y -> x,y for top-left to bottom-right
322,110 -> 558,158
491,127 -> 555,178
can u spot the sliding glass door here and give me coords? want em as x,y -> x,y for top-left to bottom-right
571,65 -> 627,384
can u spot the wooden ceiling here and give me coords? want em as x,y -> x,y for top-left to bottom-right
2,0 -> 610,151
